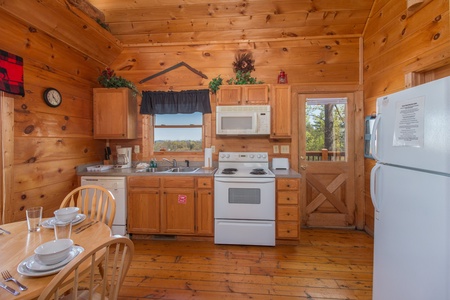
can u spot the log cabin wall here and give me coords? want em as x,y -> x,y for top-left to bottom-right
362,0 -> 450,234
107,38 -> 362,166
0,0 -> 121,222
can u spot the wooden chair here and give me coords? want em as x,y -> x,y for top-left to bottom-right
38,236 -> 134,300
60,185 -> 116,228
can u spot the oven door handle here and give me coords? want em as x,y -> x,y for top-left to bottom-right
214,178 -> 275,184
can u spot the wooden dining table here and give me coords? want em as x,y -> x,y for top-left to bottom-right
0,218 -> 112,300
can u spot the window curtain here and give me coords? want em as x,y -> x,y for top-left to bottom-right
140,89 -> 212,115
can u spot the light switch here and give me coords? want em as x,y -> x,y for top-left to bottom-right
273,145 -> 279,154
134,145 -> 140,153
280,145 -> 290,154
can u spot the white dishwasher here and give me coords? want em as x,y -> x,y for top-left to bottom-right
80,176 -> 127,236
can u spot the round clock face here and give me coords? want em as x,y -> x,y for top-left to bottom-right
43,88 -> 62,107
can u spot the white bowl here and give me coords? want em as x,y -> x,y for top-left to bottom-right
54,207 -> 80,222
34,239 -> 74,265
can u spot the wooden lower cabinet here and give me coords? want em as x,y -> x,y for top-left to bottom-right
276,178 -> 300,243
128,188 -> 160,233
196,177 -> 214,236
127,176 -> 213,236
162,189 -> 195,233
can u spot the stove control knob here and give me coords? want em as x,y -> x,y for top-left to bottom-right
249,154 -> 254,158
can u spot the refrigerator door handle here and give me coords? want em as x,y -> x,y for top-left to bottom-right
370,164 -> 381,212
370,114 -> 381,161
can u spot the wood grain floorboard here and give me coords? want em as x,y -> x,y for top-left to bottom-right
119,228 -> 374,300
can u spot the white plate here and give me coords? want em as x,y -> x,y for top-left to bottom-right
17,246 -> 84,277
41,214 -> 86,229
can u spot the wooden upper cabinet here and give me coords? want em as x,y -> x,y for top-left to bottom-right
270,85 -> 292,138
93,88 -> 137,139
217,84 -> 269,105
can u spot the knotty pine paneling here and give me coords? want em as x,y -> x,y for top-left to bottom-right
0,0 -> 122,66
363,0 -> 450,233
0,4 -> 107,222
91,0 -> 373,45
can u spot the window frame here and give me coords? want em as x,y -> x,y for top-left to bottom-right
152,112 -> 205,154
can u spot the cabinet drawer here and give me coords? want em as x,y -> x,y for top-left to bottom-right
197,177 -> 213,189
128,176 -> 160,188
277,206 -> 299,221
276,222 -> 299,238
276,179 -> 299,190
277,191 -> 299,205
162,177 -> 195,188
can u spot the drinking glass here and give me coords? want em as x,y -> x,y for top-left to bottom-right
54,220 -> 72,239
26,206 -> 43,232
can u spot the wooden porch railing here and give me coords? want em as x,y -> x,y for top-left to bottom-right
306,149 -> 346,161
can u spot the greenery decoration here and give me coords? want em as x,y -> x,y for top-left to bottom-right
98,68 -> 141,96
227,70 -> 263,85
208,51 -> 263,94
96,19 -> 111,32
208,75 -> 223,94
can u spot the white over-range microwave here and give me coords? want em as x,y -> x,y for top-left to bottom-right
216,105 -> 271,135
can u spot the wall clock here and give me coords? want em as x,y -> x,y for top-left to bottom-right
43,88 -> 62,107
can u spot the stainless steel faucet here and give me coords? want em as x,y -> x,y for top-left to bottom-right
163,158 -> 177,167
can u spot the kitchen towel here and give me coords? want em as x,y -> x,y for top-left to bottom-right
0,49 -> 24,96
204,148 -> 212,168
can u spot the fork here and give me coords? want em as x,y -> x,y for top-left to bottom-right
1,271 -> 27,291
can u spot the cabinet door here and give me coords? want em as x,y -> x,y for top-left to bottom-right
162,189 -> 195,234
270,85 -> 291,138
128,189 -> 160,234
217,86 -> 242,105
243,85 -> 269,104
93,88 -> 137,139
196,189 -> 214,236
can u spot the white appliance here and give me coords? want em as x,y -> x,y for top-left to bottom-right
216,105 -> 271,135
370,76 -> 450,300
114,147 -> 132,169
80,176 -> 127,236
214,152 -> 275,246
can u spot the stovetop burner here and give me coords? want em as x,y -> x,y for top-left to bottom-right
250,168 -> 267,175
222,168 -> 238,174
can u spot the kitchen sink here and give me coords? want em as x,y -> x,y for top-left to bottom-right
136,167 -> 199,173
163,167 -> 200,173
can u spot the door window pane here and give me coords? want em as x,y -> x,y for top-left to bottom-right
306,98 -> 347,161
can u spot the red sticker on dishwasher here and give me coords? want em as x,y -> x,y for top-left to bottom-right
178,194 -> 187,204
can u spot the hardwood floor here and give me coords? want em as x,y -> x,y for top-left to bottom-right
120,229 -> 374,300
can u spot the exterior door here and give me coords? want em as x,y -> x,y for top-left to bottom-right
298,93 -> 356,228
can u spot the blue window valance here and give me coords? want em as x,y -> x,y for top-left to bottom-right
140,89 -> 211,115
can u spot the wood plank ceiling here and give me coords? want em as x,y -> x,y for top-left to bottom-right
88,0 -> 376,45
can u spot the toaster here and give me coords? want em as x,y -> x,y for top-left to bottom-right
272,158 -> 289,170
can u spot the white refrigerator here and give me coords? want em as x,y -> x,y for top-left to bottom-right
370,76 -> 450,300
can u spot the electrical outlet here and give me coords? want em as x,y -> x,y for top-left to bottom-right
211,146 -> 216,153
273,145 -> 279,154
134,145 -> 140,153
280,145 -> 290,154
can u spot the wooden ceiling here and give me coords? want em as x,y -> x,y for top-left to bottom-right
88,0 -> 375,45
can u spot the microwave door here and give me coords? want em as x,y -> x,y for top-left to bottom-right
217,112 -> 257,134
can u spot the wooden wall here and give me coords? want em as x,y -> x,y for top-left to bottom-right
108,37 -> 362,165
363,0 -> 450,234
0,0 -> 121,222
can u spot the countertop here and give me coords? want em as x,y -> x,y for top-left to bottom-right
270,168 -> 301,178
76,164 -> 301,178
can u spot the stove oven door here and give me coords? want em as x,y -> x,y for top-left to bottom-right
214,177 -> 275,220
214,177 -> 276,246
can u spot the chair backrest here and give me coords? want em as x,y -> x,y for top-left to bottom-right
60,185 -> 116,228
38,236 -> 134,300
